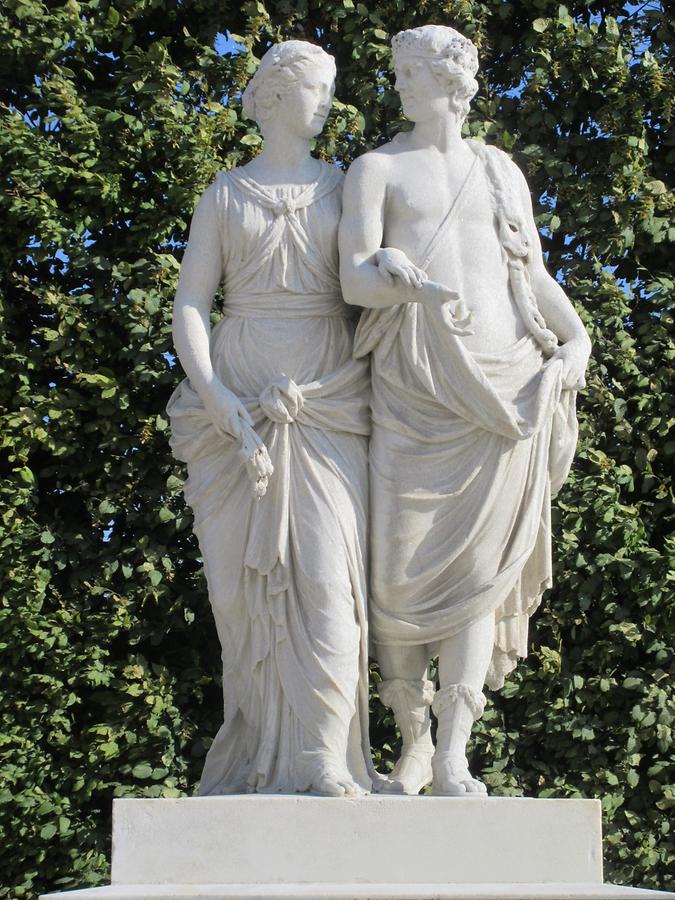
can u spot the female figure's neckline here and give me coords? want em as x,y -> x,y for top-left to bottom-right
237,156 -> 327,189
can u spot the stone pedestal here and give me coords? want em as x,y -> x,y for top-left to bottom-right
39,796 -> 673,899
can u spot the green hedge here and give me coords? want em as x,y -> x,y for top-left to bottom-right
1,1 -> 673,896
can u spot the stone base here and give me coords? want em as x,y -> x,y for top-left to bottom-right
38,883 -> 673,899
39,796 -> 674,900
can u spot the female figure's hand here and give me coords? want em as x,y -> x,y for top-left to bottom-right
237,422 -> 274,499
203,380 -> 255,440
202,381 -> 274,495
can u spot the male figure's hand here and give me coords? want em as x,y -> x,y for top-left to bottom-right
417,282 -> 474,336
544,338 -> 591,390
376,247 -> 473,335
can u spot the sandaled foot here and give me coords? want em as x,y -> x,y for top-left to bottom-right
370,769 -> 389,793
380,744 -> 434,795
431,752 -> 487,796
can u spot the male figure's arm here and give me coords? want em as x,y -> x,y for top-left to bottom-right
339,154 -> 413,308
339,153 -> 464,316
515,168 -> 592,387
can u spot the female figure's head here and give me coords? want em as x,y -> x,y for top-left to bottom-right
242,41 -> 336,138
391,25 -> 479,124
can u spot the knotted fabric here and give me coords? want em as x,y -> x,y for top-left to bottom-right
258,375 -> 305,424
166,160 -> 374,798
168,358 -> 370,584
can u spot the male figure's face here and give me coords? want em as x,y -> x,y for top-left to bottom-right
393,55 -> 449,122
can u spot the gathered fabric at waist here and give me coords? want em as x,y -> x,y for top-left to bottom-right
224,291 -> 349,319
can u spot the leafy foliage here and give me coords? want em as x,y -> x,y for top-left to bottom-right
1,0 -> 673,896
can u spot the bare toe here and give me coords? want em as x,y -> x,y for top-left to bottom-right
433,778 -> 467,796
462,777 -> 486,794
301,750 -> 369,797
345,779 -> 368,797
379,777 -> 404,794
315,775 -> 347,797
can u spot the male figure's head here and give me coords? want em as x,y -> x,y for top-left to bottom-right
391,25 -> 479,124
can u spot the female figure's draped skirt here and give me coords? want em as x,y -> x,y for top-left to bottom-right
167,304 -> 372,794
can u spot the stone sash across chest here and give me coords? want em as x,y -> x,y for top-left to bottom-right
353,141 -> 560,360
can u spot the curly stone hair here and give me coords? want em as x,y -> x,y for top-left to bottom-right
392,25 -> 479,121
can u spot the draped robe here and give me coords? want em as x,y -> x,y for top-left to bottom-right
167,163 -> 372,793
354,142 -> 578,690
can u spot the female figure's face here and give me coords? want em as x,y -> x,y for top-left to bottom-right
281,64 -> 335,138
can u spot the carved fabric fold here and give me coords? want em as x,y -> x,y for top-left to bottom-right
167,163 -> 373,794
356,144 -> 579,690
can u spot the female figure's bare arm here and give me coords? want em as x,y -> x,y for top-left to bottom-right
172,183 -> 253,437
172,182 -> 273,489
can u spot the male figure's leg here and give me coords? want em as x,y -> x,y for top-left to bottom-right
375,643 -> 435,794
375,614 -> 495,795
432,611 -> 495,795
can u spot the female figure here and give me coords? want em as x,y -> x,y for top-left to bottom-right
167,41 -> 372,797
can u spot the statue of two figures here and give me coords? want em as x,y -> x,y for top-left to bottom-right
167,26 -> 591,799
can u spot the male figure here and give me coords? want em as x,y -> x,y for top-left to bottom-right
339,25 -> 591,795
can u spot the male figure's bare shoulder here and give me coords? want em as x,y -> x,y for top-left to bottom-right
344,133 -> 415,188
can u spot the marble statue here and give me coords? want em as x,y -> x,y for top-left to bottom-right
167,40 -> 373,797
340,24 -> 591,796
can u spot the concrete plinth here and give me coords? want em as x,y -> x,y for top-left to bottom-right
39,796 -> 674,899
